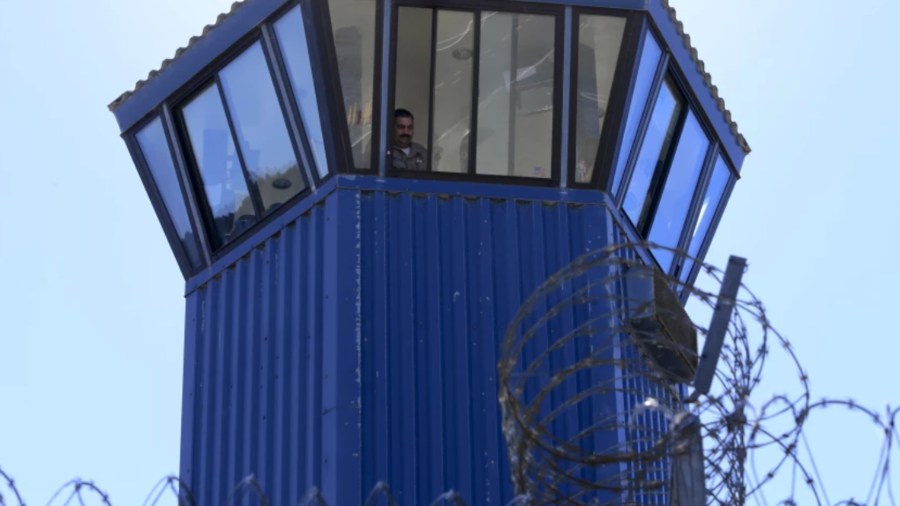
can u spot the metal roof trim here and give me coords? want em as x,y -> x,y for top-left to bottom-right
110,0 -> 749,153
108,1 -> 250,113
658,0 -> 750,155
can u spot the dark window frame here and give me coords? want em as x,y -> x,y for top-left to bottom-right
611,28 -> 669,205
567,7 -> 643,190
262,11 -> 319,188
605,18 -> 667,198
301,0 -> 357,175
662,137 -> 718,276
674,149 -> 736,285
621,76 -> 688,235
125,112 -> 210,277
611,16 -> 740,274
386,0 -> 567,187
167,27 -> 317,256
318,0 -> 386,174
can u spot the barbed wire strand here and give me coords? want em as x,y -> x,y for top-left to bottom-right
1,242 -> 897,505
46,480 -> 111,506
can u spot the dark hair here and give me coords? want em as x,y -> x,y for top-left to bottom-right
394,108 -> 414,120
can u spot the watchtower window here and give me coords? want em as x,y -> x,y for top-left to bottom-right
136,117 -> 204,269
274,6 -> 329,179
328,0 -> 378,170
622,79 -> 682,227
219,42 -> 306,213
610,31 -> 662,196
476,12 -> 555,178
573,14 -> 627,184
678,154 -> 733,283
646,110 -> 710,272
176,38 -> 311,249
392,6 -> 562,179
181,85 -> 258,246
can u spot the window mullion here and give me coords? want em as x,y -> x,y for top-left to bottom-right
639,94 -> 687,236
161,103 -> 213,266
260,22 -> 318,191
616,50 -> 669,206
675,140 -> 719,273
507,14 -> 519,176
560,7 -> 573,188
468,8 -> 481,176
427,9 -> 438,172
215,77 -> 266,218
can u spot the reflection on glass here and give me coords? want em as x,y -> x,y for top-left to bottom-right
328,0 -> 377,169
477,12 -> 555,179
610,33 -> 662,195
432,10 -> 474,173
647,111 -> 710,272
573,15 -> 626,183
622,80 -> 682,226
220,42 -> 303,214
274,6 -> 330,179
679,155 -> 730,283
394,7 -> 433,165
182,85 -> 257,245
136,117 -> 204,269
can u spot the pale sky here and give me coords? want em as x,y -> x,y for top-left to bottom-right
1,0 -> 898,504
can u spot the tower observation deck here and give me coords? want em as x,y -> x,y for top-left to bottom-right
110,0 -> 749,503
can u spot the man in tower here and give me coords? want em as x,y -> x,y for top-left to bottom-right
391,108 -> 428,171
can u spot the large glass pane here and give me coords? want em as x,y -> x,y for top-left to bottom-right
610,33 -> 662,194
573,15 -> 626,183
679,155 -> 731,283
328,0 -> 377,169
432,10 -> 474,173
274,6 -> 329,179
136,117 -> 204,269
647,111 -> 710,272
394,7 -> 432,168
220,42 -> 304,215
182,85 -> 257,246
622,80 -> 682,227
476,12 -> 555,179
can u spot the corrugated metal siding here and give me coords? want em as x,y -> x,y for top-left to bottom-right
181,198 -> 338,505
180,180 -> 645,504
357,191 -> 615,505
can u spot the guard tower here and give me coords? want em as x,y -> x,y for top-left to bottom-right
110,0 -> 748,503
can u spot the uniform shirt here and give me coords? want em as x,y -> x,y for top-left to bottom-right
391,142 -> 428,171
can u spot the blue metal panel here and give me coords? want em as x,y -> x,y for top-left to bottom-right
180,176 -> 660,504
181,202 -> 332,504
353,186 -> 622,504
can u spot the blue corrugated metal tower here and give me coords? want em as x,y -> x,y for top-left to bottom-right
110,0 -> 748,503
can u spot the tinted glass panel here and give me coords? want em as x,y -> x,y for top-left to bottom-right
274,6 -> 329,179
220,42 -> 304,215
679,155 -> 731,283
573,15 -> 626,183
432,10 -> 474,173
622,80 -> 682,227
394,7 -> 432,166
182,85 -> 257,245
476,12 -> 555,179
136,117 -> 204,269
647,111 -> 710,272
611,32 -> 662,195
328,0 -> 377,169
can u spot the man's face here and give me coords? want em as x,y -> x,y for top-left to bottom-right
395,116 -> 414,149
